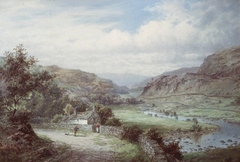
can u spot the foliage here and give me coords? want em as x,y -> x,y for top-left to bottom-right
95,104 -> 114,125
121,125 -> 143,143
8,110 -> 32,125
0,44 -> 54,111
51,114 -> 64,123
63,104 -> 74,116
25,85 -> 70,118
146,128 -> 163,144
146,128 -> 183,161
125,98 -> 139,105
190,118 -> 202,132
161,142 -> 183,161
105,117 -> 122,127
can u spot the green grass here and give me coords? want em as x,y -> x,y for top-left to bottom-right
184,146 -> 240,162
141,94 -> 240,124
111,105 -> 217,134
109,136 -> 150,161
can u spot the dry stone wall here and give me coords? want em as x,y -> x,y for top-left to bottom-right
35,123 -> 176,162
99,125 -> 168,162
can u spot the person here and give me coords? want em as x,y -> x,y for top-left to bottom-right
96,123 -> 100,133
74,126 -> 79,136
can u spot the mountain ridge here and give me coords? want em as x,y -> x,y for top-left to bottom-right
140,45 -> 240,98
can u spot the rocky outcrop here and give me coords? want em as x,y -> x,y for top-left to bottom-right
198,46 -> 240,77
140,45 -> 240,98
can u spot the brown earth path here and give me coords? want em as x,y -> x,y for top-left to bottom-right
35,129 -> 120,162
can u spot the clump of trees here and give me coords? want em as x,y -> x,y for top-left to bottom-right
94,103 -> 122,126
0,44 -> 54,112
190,118 -> 202,132
121,125 -> 143,143
0,45 -> 84,122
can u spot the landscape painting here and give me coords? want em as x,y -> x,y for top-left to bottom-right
0,0 -> 240,162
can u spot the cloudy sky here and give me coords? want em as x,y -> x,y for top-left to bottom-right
0,0 -> 240,76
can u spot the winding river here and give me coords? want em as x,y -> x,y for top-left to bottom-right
143,111 -> 240,153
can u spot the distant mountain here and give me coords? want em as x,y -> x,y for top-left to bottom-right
43,65 -> 129,100
97,73 -> 151,88
140,45 -> 240,98
133,67 -> 199,89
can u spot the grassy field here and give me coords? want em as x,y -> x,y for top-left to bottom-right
140,94 -> 240,124
184,145 -> 240,162
111,105 -> 218,134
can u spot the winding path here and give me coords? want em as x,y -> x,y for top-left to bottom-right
35,129 -> 118,162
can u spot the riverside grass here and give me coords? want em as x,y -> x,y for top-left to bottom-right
111,105 -> 218,134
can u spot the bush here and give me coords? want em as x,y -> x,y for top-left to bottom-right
146,128 -> 183,161
146,128 -> 163,144
105,117 -> 122,127
51,114 -> 64,123
190,118 -> 202,132
121,125 -> 143,143
161,142 -> 183,161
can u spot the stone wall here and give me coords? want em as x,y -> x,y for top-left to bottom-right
34,123 -> 176,162
99,125 -> 168,162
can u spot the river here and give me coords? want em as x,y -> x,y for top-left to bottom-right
143,111 -> 240,153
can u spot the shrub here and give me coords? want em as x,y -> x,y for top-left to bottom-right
105,117 -> 122,127
146,128 -> 163,144
51,114 -> 64,123
121,125 -> 143,143
146,128 -> 183,161
190,118 -> 202,132
161,142 -> 183,161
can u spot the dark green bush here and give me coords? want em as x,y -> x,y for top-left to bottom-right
160,142 -> 183,161
146,128 -> 163,144
146,128 -> 183,161
121,125 -> 143,143
105,117 -> 122,127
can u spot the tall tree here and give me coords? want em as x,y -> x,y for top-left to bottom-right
0,44 -> 54,111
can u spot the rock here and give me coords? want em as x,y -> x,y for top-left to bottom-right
220,140 -> 225,143
227,139 -> 232,142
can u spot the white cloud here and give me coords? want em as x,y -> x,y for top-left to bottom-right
0,0 -> 240,76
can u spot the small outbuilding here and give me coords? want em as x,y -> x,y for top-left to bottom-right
85,106 -> 101,125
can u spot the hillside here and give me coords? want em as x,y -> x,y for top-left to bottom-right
132,67 -> 199,90
44,65 -> 129,100
140,45 -> 240,98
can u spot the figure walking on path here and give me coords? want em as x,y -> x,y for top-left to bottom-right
96,123 -> 100,133
74,126 -> 79,136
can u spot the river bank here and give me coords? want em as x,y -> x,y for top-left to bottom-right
143,110 -> 240,154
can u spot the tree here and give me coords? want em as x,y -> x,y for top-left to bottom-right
63,104 -> 74,116
0,44 -> 54,111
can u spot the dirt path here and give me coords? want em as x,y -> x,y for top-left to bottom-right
35,129 -> 119,162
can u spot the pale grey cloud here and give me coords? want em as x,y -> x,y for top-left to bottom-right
0,0 -> 239,76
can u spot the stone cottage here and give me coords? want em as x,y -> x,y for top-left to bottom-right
85,106 -> 101,125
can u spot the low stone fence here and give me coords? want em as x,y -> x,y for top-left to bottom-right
34,123 -> 176,162
99,125 -> 168,162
